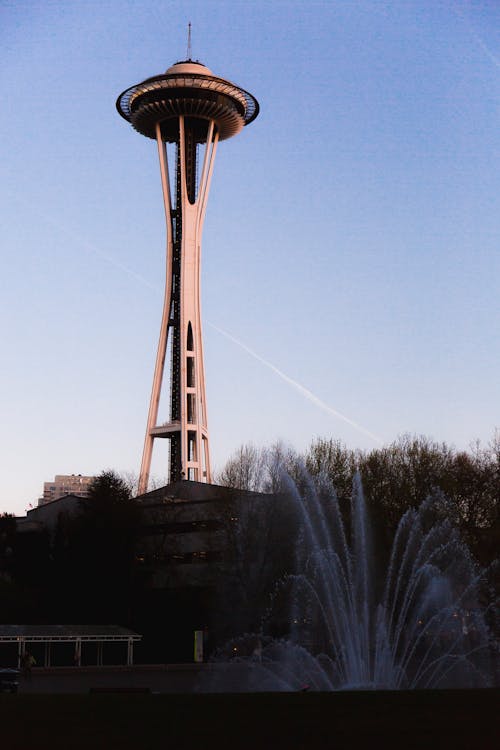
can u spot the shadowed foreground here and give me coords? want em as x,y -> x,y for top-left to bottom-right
0,689 -> 498,749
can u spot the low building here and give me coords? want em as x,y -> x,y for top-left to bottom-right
9,480 -> 283,663
133,481 -> 275,661
0,624 -> 141,668
19,493 -> 83,534
135,481 -> 261,588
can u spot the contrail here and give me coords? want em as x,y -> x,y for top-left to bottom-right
42,209 -> 159,291
453,6 -> 500,68
13,195 -> 384,446
4,191 -> 158,292
469,28 -> 500,68
208,322 -> 384,445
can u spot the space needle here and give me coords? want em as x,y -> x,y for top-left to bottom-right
116,43 -> 259,493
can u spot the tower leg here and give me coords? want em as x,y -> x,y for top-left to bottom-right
138,120 -> 217,493
138,124 -> 174,496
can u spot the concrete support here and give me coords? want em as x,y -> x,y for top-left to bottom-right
74,638 -> 82,667
138,119 -> 218,492
127,637 -> 134,666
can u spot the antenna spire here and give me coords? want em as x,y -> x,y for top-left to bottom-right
186,22 -> 192,60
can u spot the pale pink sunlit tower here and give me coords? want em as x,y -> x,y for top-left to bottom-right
116,55 -> 259,493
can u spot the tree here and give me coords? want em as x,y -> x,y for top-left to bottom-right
216,441 -> 301,494
50,471 -> 142,623
304,438 -> 359,510
216,443 -> 266,491
214,444 -> 303,639
213,486 -> 300,641
217,433 -> 499,572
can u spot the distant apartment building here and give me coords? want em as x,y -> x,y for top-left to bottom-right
38,474 -> 94,506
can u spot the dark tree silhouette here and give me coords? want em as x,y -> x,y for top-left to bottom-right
50,471 -> 142,623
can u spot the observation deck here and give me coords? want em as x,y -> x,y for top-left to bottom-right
116,60 -> 259,142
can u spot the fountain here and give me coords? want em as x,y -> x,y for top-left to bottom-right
206,467 -> 497,691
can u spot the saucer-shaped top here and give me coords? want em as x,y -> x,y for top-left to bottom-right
116,59 -> 259,142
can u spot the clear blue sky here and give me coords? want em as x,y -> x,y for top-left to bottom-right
1,1 -> 499,514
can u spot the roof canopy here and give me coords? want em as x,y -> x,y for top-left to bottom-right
0,625 -> 141,643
